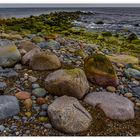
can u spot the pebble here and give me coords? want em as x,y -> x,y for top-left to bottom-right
23,99 -> 33,110
0,125 -> 5,132
0,82 -> 7,92
39,111 -> 47,116
43,123 -> 52,129
28,76 -> 37,82
117,63 -> 125,68
124,92 -> 133,98
15,91 -> 31,100
32,88 -> 47,97
41,104 -> 48,111
14,64 -> 22,70
36,97 -> 46,105
106,86 -> 116,92
32,83 -> 40,89
136,102 -> 140,107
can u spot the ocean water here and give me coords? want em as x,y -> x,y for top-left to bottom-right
0,7 -> 140,35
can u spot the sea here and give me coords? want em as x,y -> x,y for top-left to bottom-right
0,7 -> 140,35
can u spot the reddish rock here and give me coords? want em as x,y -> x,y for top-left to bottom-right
15,91 -> 31,100
36,97 -> 47,105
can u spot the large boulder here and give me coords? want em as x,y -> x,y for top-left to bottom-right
48,96 -> 92,134
45,68 -> 89,99
0,44 -> 21,67
84,54 -> 118,87
22,47 -> 41,65
107,54 -> 139,65
29,51 -> 61,71
18,41 -> 38,52
0,95 -> 20,120
84,92 -> 134,121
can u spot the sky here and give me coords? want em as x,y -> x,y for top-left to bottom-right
0,4 -> 140,8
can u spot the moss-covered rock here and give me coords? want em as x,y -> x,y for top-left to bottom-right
45,68 -> 89,99
84,54 -> 118,87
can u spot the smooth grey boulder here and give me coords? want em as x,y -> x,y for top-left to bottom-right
0,95 -> 20,120
48,96 -> 92,134
84,92 -> 134,121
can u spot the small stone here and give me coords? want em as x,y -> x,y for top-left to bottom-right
25,112 -> 32,118
32,83 -> 40,89
14,64 -> 22,70
39,111 -> 47,116
23,99 -> 32,110
117,63 -> 125,68
43,123 -> 52,129
136,102 -> 140,107
32,88 -> 47,97
28,76 -> 37,83
106,86 -> 116,92
124,92 -> 133,98
15,91 -> 31,100
0,82 -> 7,92
41,104 -> 48,111
38,117 -> 48,122
36,97 -> 46,105
0,125 -> 5,132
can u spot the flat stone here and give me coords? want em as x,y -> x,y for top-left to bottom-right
84,92 -> 134,121
131,86 -> 140,97
0,95 -> 20,120
48,96 -> 92,134
15,91 -> 31,100
0,68 -> 18,78
125,68 -> 140,80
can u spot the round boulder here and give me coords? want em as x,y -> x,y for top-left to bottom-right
48,96 -> 92,134
45,68 -> 89,99
0,44 -> 21,67
29,51 -> 61,71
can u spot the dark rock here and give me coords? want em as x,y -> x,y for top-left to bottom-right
0,68 -> 18,78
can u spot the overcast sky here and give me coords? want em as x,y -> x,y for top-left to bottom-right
0,4 -> 140,8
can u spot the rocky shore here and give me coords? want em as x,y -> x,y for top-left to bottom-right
0,11 -> 140,136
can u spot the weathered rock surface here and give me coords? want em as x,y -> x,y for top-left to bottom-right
84,92 -> 134,121
45,68 -> 89,99
0,68 -> 18,78
0,96 -> 20,120
84,54 -> 118,87
48,96 -> 92,134
125,68 -> 140,80
29,51 -> 61,71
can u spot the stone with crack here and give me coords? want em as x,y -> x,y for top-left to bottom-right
48,95 -> 92,134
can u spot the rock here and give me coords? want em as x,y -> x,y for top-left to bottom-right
38,39 -> 60,49
23,99 -> 32,110
28,76 -> 37,82
29,51 -> 61,71
36,97 -> 47,105
43,123 -> 52,129
0,82 -> 7,92
84,54 -> 118,87
107,54 -> 139,65
0,44 -> 21,67
18,41 -> 38,52
15,91 -> 31,100
25,112 -> 32,118
136,102 -> 140,107
0,68 -> 18,78
38,117 -> 48,122
127,33 -> 138,41
48,96 -> 92,134
32,88 -> 47,97
22,47 -> 41,65
84,92 -> 134,121
0,95 -> 20,120
41,104 -> 48,111
125,68 -> 140,80
0,125 -> 5,132
131,86 -> 140,97
32,36 -> 45,43
124,92 -> 133,98
14,64 -> 22,70
45,68 -> 89,99
0,39 -> 11,46
32,83 -> 40,89
106,86 -> 116,92
0,33 -> 22,40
